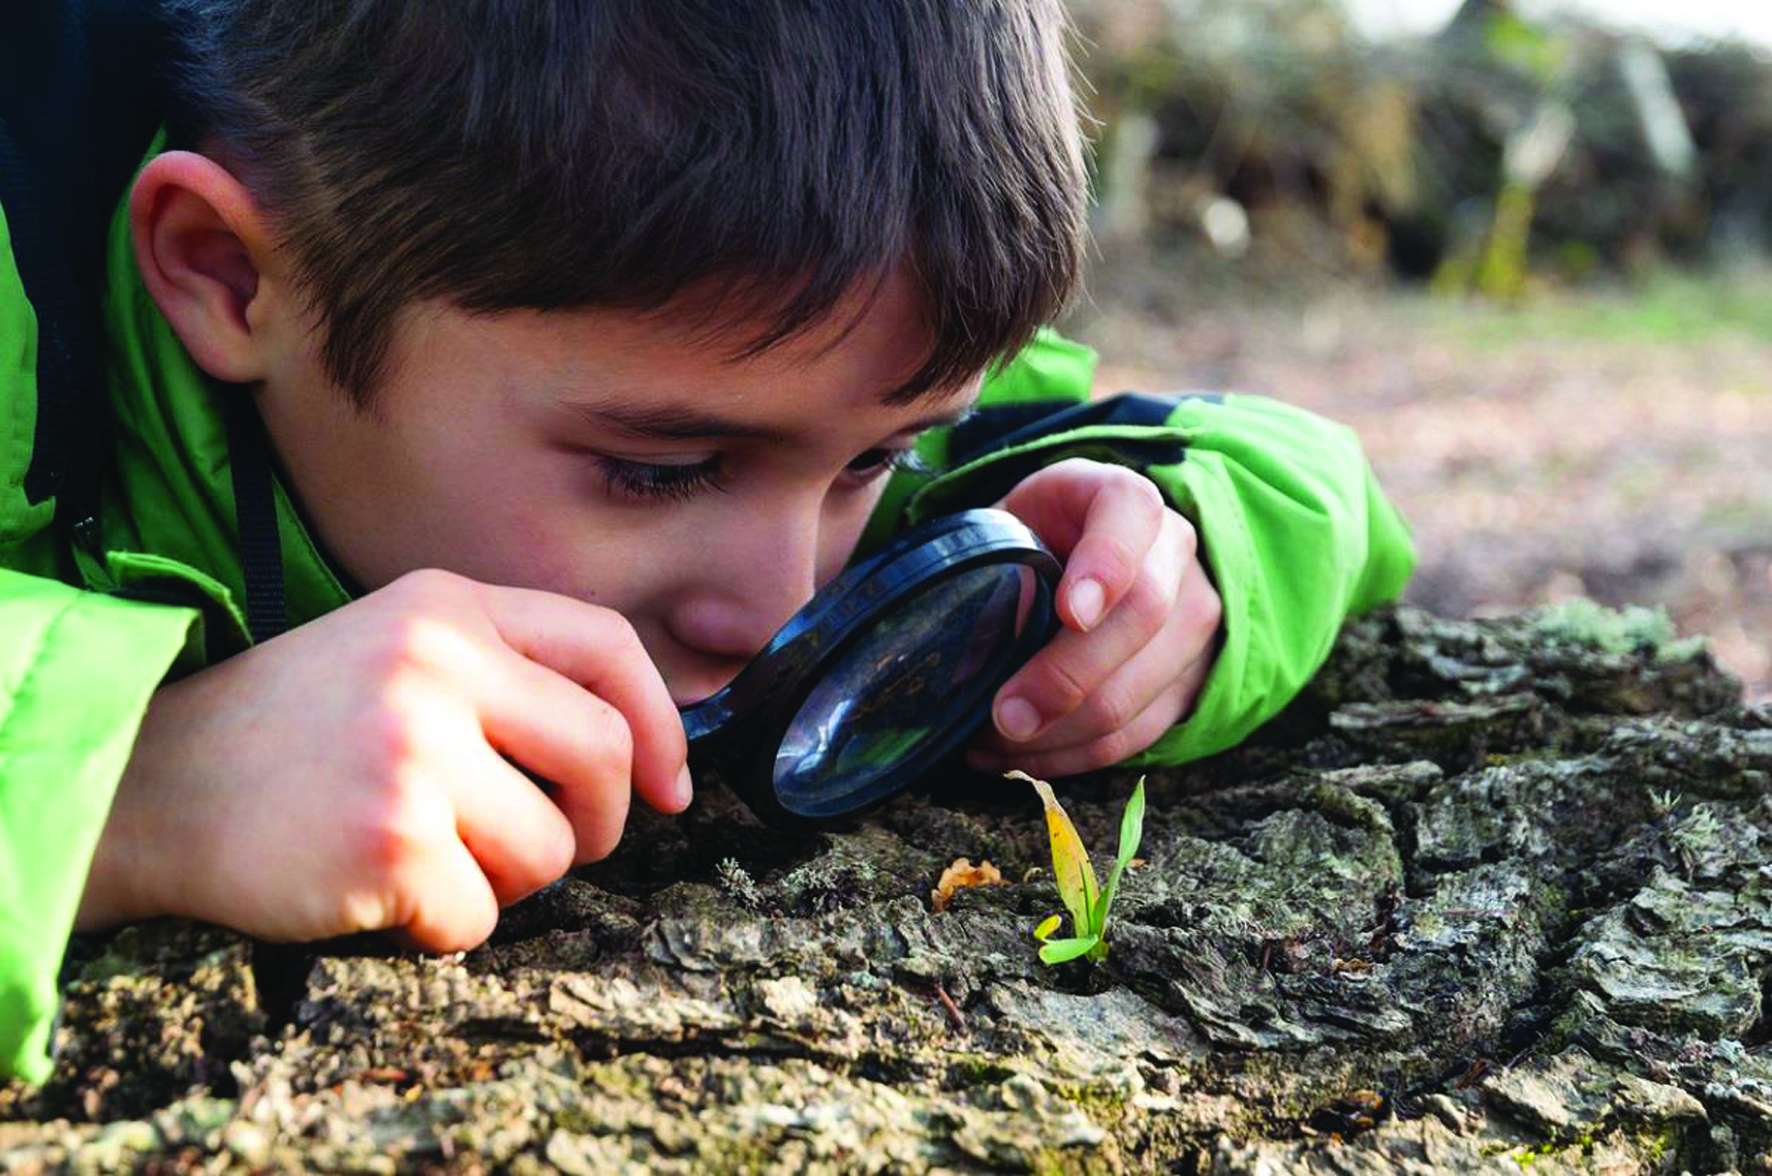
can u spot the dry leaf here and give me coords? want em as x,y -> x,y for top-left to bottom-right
931,857 -> 1007,912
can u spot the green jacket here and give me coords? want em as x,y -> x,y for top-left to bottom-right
0,123 -> 1414,1100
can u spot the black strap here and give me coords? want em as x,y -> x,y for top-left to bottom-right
903,391 -> 1209,520
0,1 -> 169,523
946,391 -> 1212,467
223,394 -> 289,643
1,2 -> 287,640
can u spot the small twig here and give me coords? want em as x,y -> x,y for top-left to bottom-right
358,1066 -> 409,1085
934,985 -> 967,1033
1452,1058 -> 1491,1089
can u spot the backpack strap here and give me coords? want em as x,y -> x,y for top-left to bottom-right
0,0 -> 169,531
223,394 -> 290,643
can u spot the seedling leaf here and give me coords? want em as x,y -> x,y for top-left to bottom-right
1091,777 -> 1147,931
1032,914 -> 1063,943
1010,770 -> 1100,938
1038,935 -> 1101,965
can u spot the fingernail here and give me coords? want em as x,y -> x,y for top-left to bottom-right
997,696 -> 1041,741
1071,578 -> 1105,631
674,763 -> 695,809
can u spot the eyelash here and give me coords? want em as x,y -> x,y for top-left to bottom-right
594,448 -> 930,504
594,456 -> 725,503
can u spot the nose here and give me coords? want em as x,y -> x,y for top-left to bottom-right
664,508 -> 821,692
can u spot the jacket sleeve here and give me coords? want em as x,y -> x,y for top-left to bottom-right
1122,393 -> 1414,765
875,328 -> 1415,767
0,572 -> 197,1084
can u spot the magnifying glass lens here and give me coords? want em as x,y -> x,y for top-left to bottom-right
772,562 -> 1038,815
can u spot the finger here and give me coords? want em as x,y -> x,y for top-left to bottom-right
990,511 -> 1191,741
476,583 -> 690,814
985,605 -> 1219,761
971,644 -> 1219,779
446,739 -> 580,903
968,665 -> 1203,780
395,833 -> 502,954
461,646 -> 637,864
978,605 -> 1212,772
1003,461 -> 1172,633
992,555 -> 1220,753
543,694 -> 635,865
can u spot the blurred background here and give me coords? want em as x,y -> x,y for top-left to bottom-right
1055,0 -> 1772,701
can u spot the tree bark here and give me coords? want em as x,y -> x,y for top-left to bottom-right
2,603 -> 1767,1174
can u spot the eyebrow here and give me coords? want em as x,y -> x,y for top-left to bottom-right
559,398 -> 972,444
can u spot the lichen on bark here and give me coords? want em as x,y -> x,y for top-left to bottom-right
3,603 -> 1768,1174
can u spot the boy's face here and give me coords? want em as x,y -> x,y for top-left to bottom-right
255,271 -> 975,704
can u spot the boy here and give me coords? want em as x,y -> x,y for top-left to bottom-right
0,0 -> 1414,1083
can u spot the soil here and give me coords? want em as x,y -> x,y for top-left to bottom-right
1065,247 -> 1772,703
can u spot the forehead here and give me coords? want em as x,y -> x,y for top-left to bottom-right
431,270 -> 977,427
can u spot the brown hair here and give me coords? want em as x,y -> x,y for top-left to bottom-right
161,0 -> 1089,406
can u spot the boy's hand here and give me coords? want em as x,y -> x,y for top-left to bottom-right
78,569 -> 689,952
970,458 -> 1222,778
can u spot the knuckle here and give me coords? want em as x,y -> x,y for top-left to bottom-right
1119,573 -> 1173,634
1128,472 -> 1166,514
1193,577 -> 1225,636
1083,681 -> 1142,736
566,704 -> 634,865
1098,532 -> 1145,581
353,773 -> 437,876
568,600 -> 646,662
585,699 -> 636,769
353,691 -> 429,777
384,567 -> 469,610
1035,656 -> 1091,717
362,612 -> 458,682
1170,511 -> 1200,560
1047,456 -> 1101,479
1087,726 -> 1141,770
603,611 -> 649,661
356,822 -> 418,880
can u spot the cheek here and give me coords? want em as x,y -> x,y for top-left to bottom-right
392,447 -> 593,592
479,483 -> 708,614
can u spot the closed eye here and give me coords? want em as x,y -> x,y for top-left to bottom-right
594,454 -> 727,503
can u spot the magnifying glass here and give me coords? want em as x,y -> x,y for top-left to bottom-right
680,509 -> 1061,827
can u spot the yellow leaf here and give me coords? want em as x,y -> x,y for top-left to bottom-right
1032,914 -> 1062,942
1008,770 -> 1100,937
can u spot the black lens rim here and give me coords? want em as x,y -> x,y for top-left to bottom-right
681,509 -> 1061,827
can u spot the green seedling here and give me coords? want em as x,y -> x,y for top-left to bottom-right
1009,771 -> 1145,965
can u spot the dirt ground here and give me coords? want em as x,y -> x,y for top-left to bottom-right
1064,247 -> 1772,703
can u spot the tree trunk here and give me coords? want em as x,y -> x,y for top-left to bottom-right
3,603 -> 1767,1174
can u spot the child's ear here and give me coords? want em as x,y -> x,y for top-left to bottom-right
129,151 -> 284,385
